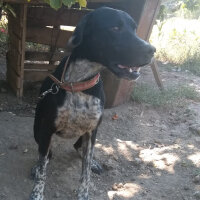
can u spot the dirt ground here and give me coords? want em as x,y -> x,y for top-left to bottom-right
0,61 -> 200,200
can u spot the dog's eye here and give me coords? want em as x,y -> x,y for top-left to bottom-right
111,26 -> 120,32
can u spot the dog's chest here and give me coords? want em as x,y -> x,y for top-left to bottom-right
55,92 -> 102,138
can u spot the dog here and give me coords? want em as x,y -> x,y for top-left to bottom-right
29,7 -> 155,200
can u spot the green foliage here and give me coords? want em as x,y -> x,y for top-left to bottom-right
0,3 -> 16,17
158,0 -> 200,19
49,0 -> 62,10
40,0 -> 87,10
62,0 -> 76,7
132,83 -> 199,107
182,0 -> 200,11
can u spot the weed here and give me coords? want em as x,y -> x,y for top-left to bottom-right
150,17 -> 200,76
26,42 -> 50,52
132,83 -> 199,107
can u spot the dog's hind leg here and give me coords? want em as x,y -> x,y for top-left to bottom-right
74,130 -> 103,175
30,131 -> 52,200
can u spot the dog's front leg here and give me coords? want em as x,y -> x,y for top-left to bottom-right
78,132 -> 93,200
30,155 -> 49,200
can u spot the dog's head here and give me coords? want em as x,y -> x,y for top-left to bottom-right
68,7 -> 156,80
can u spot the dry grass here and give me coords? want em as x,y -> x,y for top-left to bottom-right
150,17 -> 200,75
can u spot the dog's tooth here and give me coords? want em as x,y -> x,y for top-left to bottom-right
129,68 -> 133,73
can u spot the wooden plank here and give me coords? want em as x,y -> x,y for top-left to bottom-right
27,7 -> 90,27
8,22 -> 22,54
8,15 -> 22,38
18,4 -> 27,97
137,0 -> 160,40
7,73 -> 20,97
6,65 -> 21,89
150,58 -> 164,90
122,0 -> 146,24
7,51 -> 21,75
24,70 -> 51,81
26,27 -> 73,48
24,63 -> 57,70
25,51 -> 66,61
146,0 -> 161,41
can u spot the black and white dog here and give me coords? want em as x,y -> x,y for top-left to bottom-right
30,7 -> 155,200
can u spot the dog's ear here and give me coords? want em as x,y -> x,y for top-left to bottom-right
67,13 -> 90,50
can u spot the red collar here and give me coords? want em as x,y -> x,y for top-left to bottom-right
48,56 -> 100,92
48,73 -> 100,92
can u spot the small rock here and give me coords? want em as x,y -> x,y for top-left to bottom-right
183,185 -> 190,190
195,138 -> 200,144
118,183 -> 123,188
9,144 -> 18,150
112,183 -> 118,191
170,130 -> 178,137
133,158 -> 142,166
184,108 -> 191,114
110,169 -> 118,176
189,124 -> 200,135
193,175 -> 200,184
194,191 -> 200,199
99,190 -> 104,194
23,149 -> 28,153
54,191 -> 60,198
112,183 -> 124,191
177,67 -> 181,72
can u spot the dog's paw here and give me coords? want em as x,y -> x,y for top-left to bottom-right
91,159 -> 103,175
29,192 -> 44,200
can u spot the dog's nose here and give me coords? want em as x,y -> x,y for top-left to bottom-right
148,45 -> 156,55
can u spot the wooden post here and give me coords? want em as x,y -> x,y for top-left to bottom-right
137,0 -> 164,90
7,4 -> 27,97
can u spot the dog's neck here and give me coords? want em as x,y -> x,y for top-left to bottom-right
64,59 -> 104,82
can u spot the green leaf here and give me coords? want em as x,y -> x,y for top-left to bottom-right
43,0 -> 50,4
63,0 -> 76,7
50,0 -> 62,10
4,4 -> 16,17
78,0 -> 87,7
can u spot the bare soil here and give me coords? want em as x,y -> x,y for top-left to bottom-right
0,61 -> 200,200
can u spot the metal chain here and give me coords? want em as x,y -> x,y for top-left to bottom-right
38,83 -> 60,99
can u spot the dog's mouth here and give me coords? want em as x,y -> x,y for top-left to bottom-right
118,64 -> 141,73
116,64 -> 143,80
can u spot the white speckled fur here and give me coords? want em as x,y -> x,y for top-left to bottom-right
64,59 -> 104,82
30,157 -> 49,200
55,92 -> 102,138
